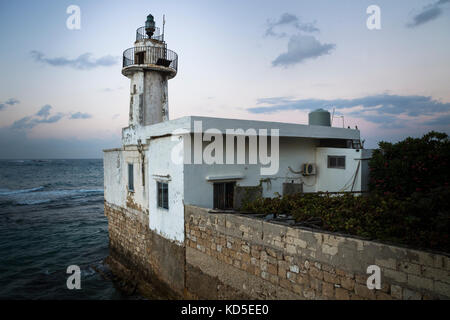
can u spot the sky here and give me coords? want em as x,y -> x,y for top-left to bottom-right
0,0 -> 449,159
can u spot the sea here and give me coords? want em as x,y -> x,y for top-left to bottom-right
0,159 -> 142,300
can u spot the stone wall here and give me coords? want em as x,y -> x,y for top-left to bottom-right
185,205 -> 450,300
104,201 -> 450,300
105,202 -> 185,298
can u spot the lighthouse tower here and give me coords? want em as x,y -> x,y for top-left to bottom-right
122,14 -> 178,127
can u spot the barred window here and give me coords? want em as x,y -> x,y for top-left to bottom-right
213,182 -> 235,210
157,182 -> 169,209
328,156 -> 346,169
128,164 -> 134,191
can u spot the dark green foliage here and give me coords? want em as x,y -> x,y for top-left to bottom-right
369,131 -> 449,197
242,190 -> 449,252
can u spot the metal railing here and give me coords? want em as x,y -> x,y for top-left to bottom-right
122,46 -> 178,72
136,26 -> 164,42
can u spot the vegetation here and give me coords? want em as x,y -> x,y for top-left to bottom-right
369,131 -> 449,197
242,132 -> 450,253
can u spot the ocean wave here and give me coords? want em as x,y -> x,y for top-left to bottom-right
16,199 -> 53,206
0,187 -> 104,206
0,186 -> 44,196
77,189 -> 104,193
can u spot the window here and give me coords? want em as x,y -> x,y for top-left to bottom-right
213,182 -> 235,210
328,156 -> 346,169
157,182 -> 169,209
128,163 -> 134,191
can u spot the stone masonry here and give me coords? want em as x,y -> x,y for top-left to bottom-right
185,205 -> 450,300
105,202 -> 185,298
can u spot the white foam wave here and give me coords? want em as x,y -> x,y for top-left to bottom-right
0,187 -> 104,206
0,186 -> 44,196
16,199 -> 53,205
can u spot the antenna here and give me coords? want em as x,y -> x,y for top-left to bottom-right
331,107 -> 335,126
331,107 -> 345,128
162,14 -> 166,42
333,114 -> 345,128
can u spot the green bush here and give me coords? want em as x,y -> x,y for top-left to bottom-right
242,189 -> 449,252
369,131 -> 450,197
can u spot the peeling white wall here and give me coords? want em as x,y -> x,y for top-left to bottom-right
104,148 -> 148,211
129,72 -> 145,127
147,136 -> 185,243
104,150 -> 126,207
143,71 -> 168,125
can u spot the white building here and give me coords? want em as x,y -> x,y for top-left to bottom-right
104,15 -> 372,245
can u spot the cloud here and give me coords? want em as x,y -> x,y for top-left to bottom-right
407,0 -> 450,28
423,114 -> 450,126
70,112 -> 92,119
101,86 -> 124,92
11,113 -> 64,130
10,105 -> 92,130
5,98 -> 20,105
0,98 -> 20,111
248,94 -> 450,128
30,51 -> 118,70
265,13 -> 336,67
272,34 -> 335,67
10,116 -> 34,130
256,96 -> 295,105
265,13 -> 319,38
36,104 -> 52,118
11,105 -> 64,130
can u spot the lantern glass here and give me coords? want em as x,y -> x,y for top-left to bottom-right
146,15 -> 155,29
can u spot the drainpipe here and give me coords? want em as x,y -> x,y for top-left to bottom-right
137,139 -> 145,187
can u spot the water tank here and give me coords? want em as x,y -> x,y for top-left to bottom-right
308,108 -> 331,126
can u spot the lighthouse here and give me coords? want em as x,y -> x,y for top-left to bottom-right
122,14 -> 178,127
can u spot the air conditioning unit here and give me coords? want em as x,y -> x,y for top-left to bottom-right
302,163 -> 317,176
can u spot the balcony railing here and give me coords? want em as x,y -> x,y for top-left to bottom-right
136,26 -> 164,42
122,46 -> 178,73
